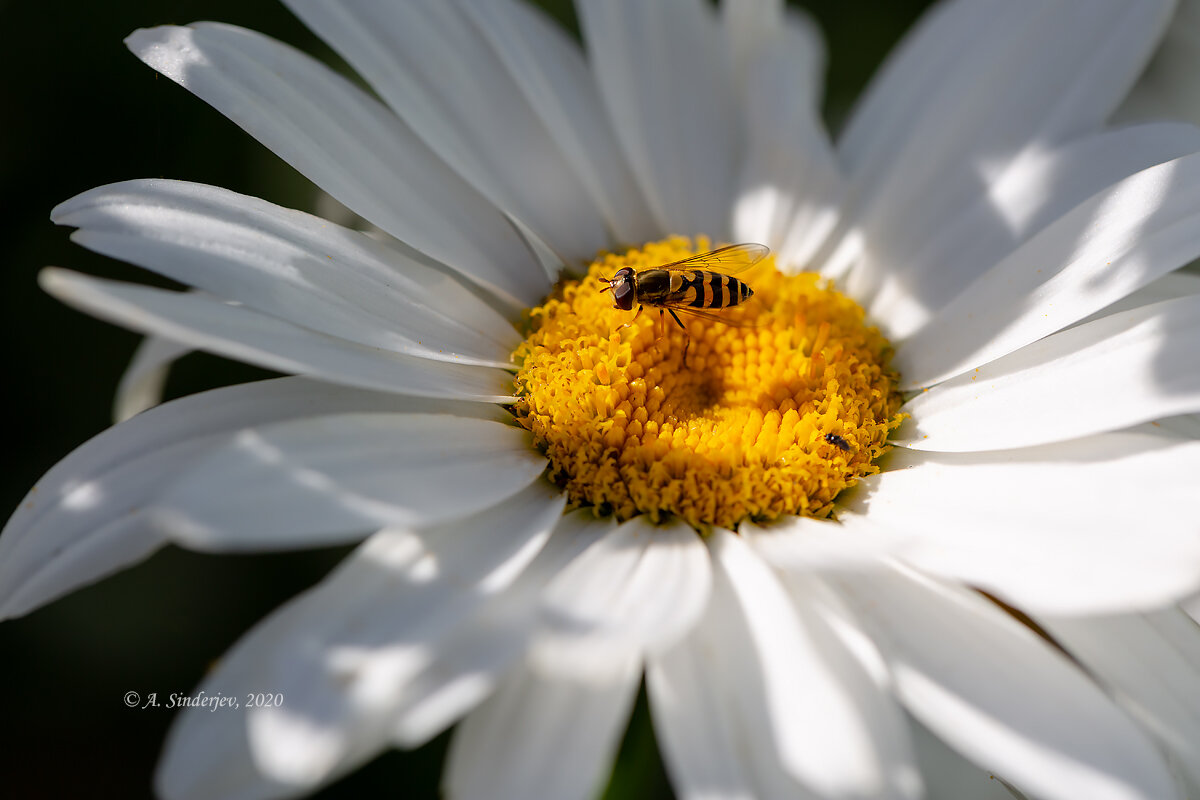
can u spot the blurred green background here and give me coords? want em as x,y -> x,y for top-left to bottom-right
0,2 -> 932,797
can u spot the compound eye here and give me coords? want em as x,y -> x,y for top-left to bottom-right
613,279 -> 636,310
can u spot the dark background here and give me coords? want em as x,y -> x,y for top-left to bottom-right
0,2 -> 933,797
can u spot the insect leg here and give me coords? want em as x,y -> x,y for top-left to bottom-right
617,305 -> 645,331
667,308 -> 690,366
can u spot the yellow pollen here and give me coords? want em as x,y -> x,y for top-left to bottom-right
512,237 -> 904,529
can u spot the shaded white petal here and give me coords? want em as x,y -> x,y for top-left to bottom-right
281,0 -> 608,262
1186,595 -> 1200,627
647,633 -> 753,799
157,481 -> 565,800
836,0 -> 1171,290
444,657 -> 639,800
127,24 -> 548,307
831,568 -> 1178,800
529,516 -> 710,682
1139,412 -> 1200,439
650,530 -> 914,799
871,123 -> 1200,338
1073,268 -> 1200,327
41,270 -> 516,403
0,378 -> 479,620
908,717 -> 1028,800
1117,0 -> 1200,127
843,433 -> 1200,614
897,153 -> 1200,389
390,511 -> 612,746
723,0 -> 824,103
55,180 -> 519,366
647,536 -> 797,799
578,0 -> 738,238
114,334 -> 192,422
732,4 -> 842,272
897,294 -> 1200,451
740,513 -> 903,570
768,567 -> 924,800
841,0 -> 1167,177
1042,609 -> 1200,793
155,413 -> 546,549
455,0 -> 658,245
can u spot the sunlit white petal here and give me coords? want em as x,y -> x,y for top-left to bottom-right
529,516 -> 709,682
832,568 -> 1178,800
55,179 -> 520,366
157,481 -> 565,800
456,0 -> 658,245
872,122 -> 1200,337
154,413 -> 546,549
898,153 -> 1200,389
0,378 -> 462,621
390,511 -> 612,746
127,23 -> 549,307
898,295 -> 1200,451
41,270 -> 516,403
578,0 -> 738,238
843,432 -> 1200,614
1042,608 -> 1200,794
444,657 -> 639,800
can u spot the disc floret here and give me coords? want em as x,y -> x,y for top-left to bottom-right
512,237 -> 904,529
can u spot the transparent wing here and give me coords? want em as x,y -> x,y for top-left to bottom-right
659,303 -> 758,328
654,243 -> 770,275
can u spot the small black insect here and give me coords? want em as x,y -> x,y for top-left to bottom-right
824,433 -> 852,452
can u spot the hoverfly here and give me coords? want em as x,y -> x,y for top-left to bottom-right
599,243 -> 769,364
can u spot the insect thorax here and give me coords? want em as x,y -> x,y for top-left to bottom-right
634,269 -> 673,302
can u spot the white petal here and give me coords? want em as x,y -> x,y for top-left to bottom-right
0,377 -> 480,619
444,657 -> 639,800
723,0 -> 824,103
529,516 -> 710,682
908,717 -> 1030,800
157,480 -> 565,800
841,0 -> 1168,177
831,568 -> 1178,800
871,122 -> 1200,338
578,0 -> 738,238
647,542 -> 795,798
746,535 -> 922,799
41,269 -> 516,403
127,24 -> 548,307
732,5 -> 842,272
837,0 -> 1171,292
1073,268 -> 1200,327
897,294 -> 1200,451
650,530 -> 914,799
740,513 -> 903,570
1042,608 -> 1200,793
897,153 -> 1200,389
281,0 -> 609,262
154,413 -> 546,549
1139,412 -> 1200,439
55,179 -> 519,366
389,511 -> 612,746
113,334 -> 192,422
455,0 -> 658,245
1117,0 -> 1200,127
842,432 -> 1200,614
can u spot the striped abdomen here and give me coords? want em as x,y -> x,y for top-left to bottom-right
639,269 -> 753,309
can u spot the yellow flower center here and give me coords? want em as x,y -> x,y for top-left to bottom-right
512,237 -> 904,529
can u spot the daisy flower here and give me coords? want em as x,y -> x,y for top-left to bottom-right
7,1 -> 1200,799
